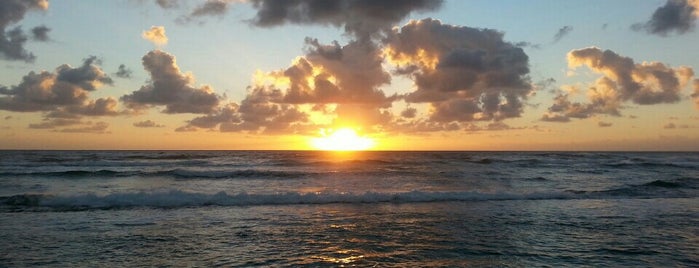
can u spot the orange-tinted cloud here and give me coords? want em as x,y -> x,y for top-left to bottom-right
142,26 -> 168,46
543,47 -> 694,122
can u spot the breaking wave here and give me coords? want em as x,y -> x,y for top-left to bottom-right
2,179 -> 696,211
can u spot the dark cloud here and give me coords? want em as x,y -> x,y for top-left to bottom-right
0,56 -> 115,113
115,64 -> 132,78
384,18 -> 532,125
30,25 -> 49,41
155,0 -> 178,9
598,121 -> 613,127
632,0 -> 698,36
692,79 -> 699,109
121,50 -> 221,114
514,41 -> 541,49
552,25 -> 573,43
56,56 -> 113,91
175,0 -> 238,24
542,47 -> 694,122
400,107 -> 417,118
1,26 -> 34,62
28,118 -> 109,134
133,119 -> 165,128
0,0 -> 48,62
190,0 -> 229,17
250,0 -> 443,39
28,118 -> 82,129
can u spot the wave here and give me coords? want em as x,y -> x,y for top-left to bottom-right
0,168 -> 311,179
568,178 -> 698,198
2,181 -> 696,211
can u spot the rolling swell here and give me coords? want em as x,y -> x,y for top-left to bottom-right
2,182 -> 697,211
0,169 -> 311,179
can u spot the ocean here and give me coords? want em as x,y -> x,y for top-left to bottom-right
0,150 -> 697,267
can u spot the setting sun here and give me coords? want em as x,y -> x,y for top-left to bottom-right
310,128 -> 375,151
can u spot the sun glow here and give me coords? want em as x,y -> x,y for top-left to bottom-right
310,128 -> 375,151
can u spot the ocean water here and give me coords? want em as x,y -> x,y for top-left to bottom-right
0,150 -> 697,267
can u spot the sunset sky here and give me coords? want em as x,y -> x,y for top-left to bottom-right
1,0 -> 699,150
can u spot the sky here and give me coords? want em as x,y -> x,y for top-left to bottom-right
1,0 -> 699,151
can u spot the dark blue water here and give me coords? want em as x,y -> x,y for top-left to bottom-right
1,151 -> 697,266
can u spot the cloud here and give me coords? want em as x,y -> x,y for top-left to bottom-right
0,0 -> 49,62
59,121 -> 110,134
249,0 -> 443,39
384,18 -> 532,124
184,18 -> 534,134
115,64 -> 132,78
552,25 -> 573,43
598,121 -> 613,127
0,56 -> 115,113
133,120 -> 165,128
28,118 -> 82,129
542,47 -> 694,121
30,25 -> 50,41
121,50 -> 221,114
142,26 -> 168,46
633,0 -> 699,36
155,0 -> 178,9
174,0 -> 242,24
190,0 -> 230,17
27,118 -> 110,133
692,79 -> 699,109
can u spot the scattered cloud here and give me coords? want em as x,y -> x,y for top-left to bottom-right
249,0 -> 443,39
155,0 -> 178,9
142,26 -> 168,46
133,119 -> 165,128
173,0 -> 242,24
0,0 -> 49,62
633,0 -> 699,36
542,47 -> 694,122
552,25 -> 573,43
30,25 -> 50,41
121,50 -> 221,114
598,121 -> 613,127
58,121 -> 110,134
663,122 -> 692,129
384,18 -> 532,125
0,56 -> 115,113
115,64 -> 132,79
692,79 -> 699,109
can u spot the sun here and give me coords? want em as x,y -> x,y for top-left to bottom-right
310,128 -> 375,151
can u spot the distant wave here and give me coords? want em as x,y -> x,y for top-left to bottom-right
0,169 -> 311,179
568,178 -> 698,198
2,180 -> 696,211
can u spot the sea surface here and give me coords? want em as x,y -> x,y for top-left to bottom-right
0,150 -> 697,267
